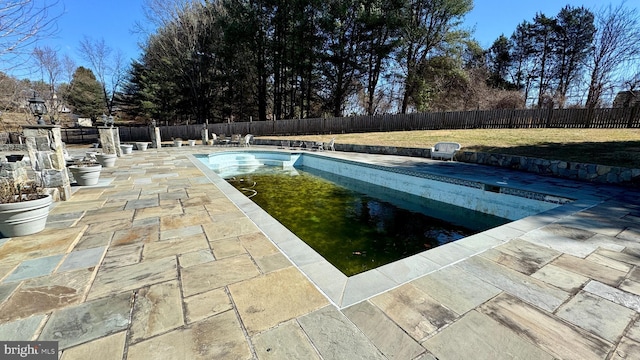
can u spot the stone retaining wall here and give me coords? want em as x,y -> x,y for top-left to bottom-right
454,151 -> 640,186
0,144 -> 27,152
255,138 -> 640,186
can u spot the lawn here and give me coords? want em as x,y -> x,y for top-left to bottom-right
262,128 -> 640,169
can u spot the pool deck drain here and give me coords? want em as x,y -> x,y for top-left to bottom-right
1,145 -> 639,359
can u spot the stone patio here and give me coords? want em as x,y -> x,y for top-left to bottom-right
0,144 -> 639,359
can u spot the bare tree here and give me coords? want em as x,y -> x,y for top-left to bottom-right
625,69 -> 640,92
61,54 -> 76,83
79,37 -> 127,115
585,3 -> 640,109
0,73 -> 20,110
139,0 -> 188,30
32,45 -> 62,122
0,0 -> 61,72
107,50 -> 127,114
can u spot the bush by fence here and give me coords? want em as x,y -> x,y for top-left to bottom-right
56,107 -> 639,144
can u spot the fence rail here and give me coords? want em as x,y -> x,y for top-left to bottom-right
58,107 -> 640,143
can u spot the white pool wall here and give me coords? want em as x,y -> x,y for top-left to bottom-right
205,151 -> 561,221
297,155 -> 558,220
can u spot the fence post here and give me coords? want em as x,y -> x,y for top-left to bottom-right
627,106 -> 639,128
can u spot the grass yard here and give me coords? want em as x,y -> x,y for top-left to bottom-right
263,128 -> 640,169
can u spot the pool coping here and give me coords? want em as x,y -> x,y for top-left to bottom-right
188,150 -> 604,308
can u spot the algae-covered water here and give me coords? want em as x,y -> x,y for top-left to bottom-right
227,166 -> 508,276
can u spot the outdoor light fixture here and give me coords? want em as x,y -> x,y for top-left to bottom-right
27,91 -> 47,125
101,114 -> 114,127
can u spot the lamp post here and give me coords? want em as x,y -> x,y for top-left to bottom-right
101,114 -> 114,127
27,91 -> 47,125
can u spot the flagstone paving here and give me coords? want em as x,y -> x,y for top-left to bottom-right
1,145 -> 640,359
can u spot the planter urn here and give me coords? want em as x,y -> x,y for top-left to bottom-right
95,153 -> 117,168
135,142 -> 149,151
173,140 -> 183,147
188,139 -> 196,146
69,165 -> 102,186
120,144 -> 134,155
0,194 -> 52,237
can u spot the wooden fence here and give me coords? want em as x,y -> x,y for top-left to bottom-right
60,127 -> 99,144
59,107 -> 640,143
209,107 -> 640,137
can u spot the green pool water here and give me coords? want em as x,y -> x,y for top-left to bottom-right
227,166 -> 508,276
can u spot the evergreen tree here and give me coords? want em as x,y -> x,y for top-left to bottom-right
509,21 -> 536,105
529,13 -> 558,108
508,6 -> 595,108
66,67 -> 104,120
553,6 -> 595,107
318,0 -> 367,117
398,0 -> 473,113
486,35 -> 514,89
359,0 -> 404,115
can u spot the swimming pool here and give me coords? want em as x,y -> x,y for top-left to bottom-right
193,150 -> 575,307
226,166 -> 509,275
199,151 -> 569,220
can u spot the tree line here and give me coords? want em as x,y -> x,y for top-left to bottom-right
122,0 -> 476,123
121,0 -> 640,124
487,3 -> 640,110
1,0 -> 639,127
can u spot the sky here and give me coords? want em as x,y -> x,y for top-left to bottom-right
465,0 -> 635,48
12,0 -> 147,79
13,0 -> 638,80
48,0 -> 147,63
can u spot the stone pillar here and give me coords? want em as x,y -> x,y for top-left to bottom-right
22,125 -> 71,201
98,127 -> 122,156
0,161 -> 29,185
149,126 -> 162,149
113,127 -> 122,156
201,129 -> 209,145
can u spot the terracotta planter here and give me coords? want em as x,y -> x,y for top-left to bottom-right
96,153 -> 117,168
135,142 -> 149,151
120,144 -> 134,155
69,165 -> 102,186
0,194 -> 52,237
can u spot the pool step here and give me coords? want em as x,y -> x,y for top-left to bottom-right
263,159 -> 286,167
234,154 -> 261,168
207,151 -> 297,177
